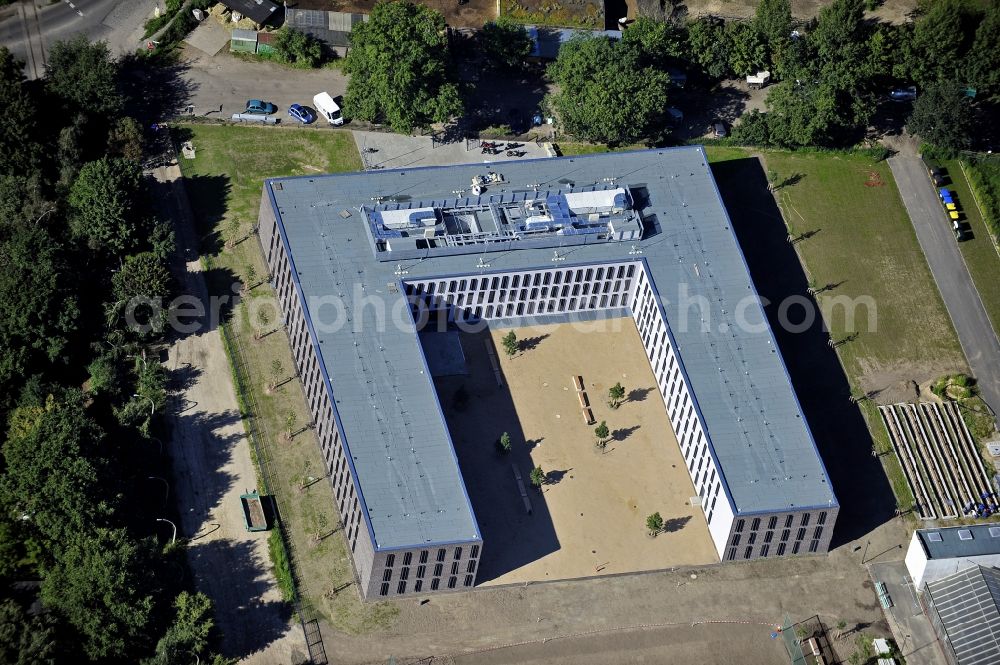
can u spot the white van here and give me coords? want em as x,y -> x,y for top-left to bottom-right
313,92 -> 344,126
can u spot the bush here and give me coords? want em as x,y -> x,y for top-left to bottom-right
965,158 -> 1000,240
730,109 -> 771,147
481,125 -> 513,139
267,530 -> 295,602
273,28 -> 323,68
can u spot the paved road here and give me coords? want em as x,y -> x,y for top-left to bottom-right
0,0 -> 157,77
152,156 -> 304,663
888,156 -> 1000,416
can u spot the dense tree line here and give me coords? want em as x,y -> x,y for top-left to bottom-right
0,40 -> 228,664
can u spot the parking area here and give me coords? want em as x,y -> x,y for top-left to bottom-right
352,129 -> 552,169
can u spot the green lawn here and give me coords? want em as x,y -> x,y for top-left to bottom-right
176,124 -> 398,633
749,150 -> 966,385
940,160 -> 1000,334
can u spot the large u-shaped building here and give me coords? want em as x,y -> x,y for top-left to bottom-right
257,146 -> 838,600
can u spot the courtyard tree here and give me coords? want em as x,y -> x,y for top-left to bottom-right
107,116 -> 144,163
546,35 -> 671,146
620,16 -> 684,68
344,1 -> 463,133
0,48 -> 41,177
608,382 -> 625,409
501,330 -> 518,357
754,0 -> 792,58
594,420 -> 609,448
496,431 -> 512,455
45,36 -> 123,119
478,16 -> 533,72
110,252 -> 173,337
269,359 -> 284,391
529,465 -> 545,488
646,511 -> 664,536
273,28 -> 323,68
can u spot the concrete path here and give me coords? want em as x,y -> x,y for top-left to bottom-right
152,158 -> 304,664
352,129 -> 552,170
869,561 -> 948,665
889,156 -> 1000,415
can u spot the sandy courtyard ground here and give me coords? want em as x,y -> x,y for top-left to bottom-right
432,320 -> 718,586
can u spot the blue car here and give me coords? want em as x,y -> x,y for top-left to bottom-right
287,103 -> 314,124
245,99 -> 277,115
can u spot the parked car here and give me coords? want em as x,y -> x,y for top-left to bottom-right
889,86 -> 917,102
953,220 -> 967,242
666,107 -> 684,125
287,103 -> 314,124
713,121 -> 728,138
928,165 -> 947,187
245,99 -> 277,115
313,92 -> 344,126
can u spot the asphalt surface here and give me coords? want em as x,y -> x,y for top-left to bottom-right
889,156 -> 1000,415
152,154 -> 304,663
0,0 -> 157,78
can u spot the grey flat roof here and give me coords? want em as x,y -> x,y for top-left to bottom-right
927,565 -> 1000,665
919,525 -> 1000,560
265,147 -> 837,549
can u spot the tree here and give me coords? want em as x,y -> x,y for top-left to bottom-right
907,82 -> 975,150
608,382 -> 625,409
529,465 -> 545,488
45,36 -> 123,118
56,113 -> 88,187
479,16 -> 533,72
764,81 -> 844,147
725,21 -> 767,77
646,511 -> 663,535
40,529 -> 156,660
621,17 -> 684,68
0,48 -> 41,177
0,223 -> 79,390
269,359 -> 284,390
68,157 -> 146,254
142,591 -> 215,665
273,28 -> 323,68
110,252 -> 173,336
344,1 -> 463,132
501,330 -> 518,357
0,597 -> 61,664
594,420 -> 609,447
686,18 -> 730,79
730,109 -> 772,146
754,0 -> 791,55
967,3 -> 1000,98
546,36 -> 671,145
87,350 -> 124,397
909,0 -> 966,86
0,392 -> 114,548
108,116 -> 145,163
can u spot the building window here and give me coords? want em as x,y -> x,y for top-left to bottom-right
451,562 -> 459,576
414,580 -> 423,593
768,516 -> 777,530
419,550 -> 429,564
448,577 -> 457,589
743,546 -> 752,560
781,529 -> 790,542
735,519 -> 745,533
785,515 -> 793,528
467,559 -> 476,573
764,531 -> 773,543
750,518 -> 760,531
801,514 -> 810,527
434,564 -> 443,577
818,511 -> 827,525
386,554 -> 395,568
464,575 -> 474,587
792,542 -> 801,555
726,547 -> 736,561
777,543 -> 786,556
731,534 -> 741,547
437,549 -> 446,562
809,540 -> 819,553
813,526 -> 823,540
380,583 -> 389,596
470,545 -> 480,558
748,533 -> 757,545
760,544 -> 769,557
397,581 -> 406,595
431,578 -> 440,591
382,569 -> 392,582
403,552 -> 412,566
400,567 -> 409,581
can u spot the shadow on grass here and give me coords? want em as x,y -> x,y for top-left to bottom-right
711,156 -> 895,548
428,328 -> 560,583
180,173 -> 233,256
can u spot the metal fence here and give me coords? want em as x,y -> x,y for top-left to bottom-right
218,318 -> 329,665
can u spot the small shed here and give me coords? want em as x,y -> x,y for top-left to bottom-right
256,30 -> 276,55
218,0 -> 280,28
230,28 -> 258,53
285,8 -> 368,57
